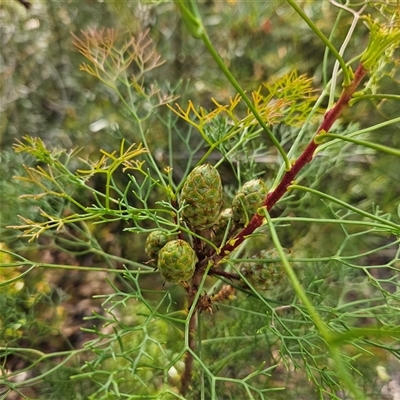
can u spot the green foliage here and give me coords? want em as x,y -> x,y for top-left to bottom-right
1,1 -> 400,400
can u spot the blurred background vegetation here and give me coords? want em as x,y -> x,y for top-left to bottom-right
1,0 -> 399,399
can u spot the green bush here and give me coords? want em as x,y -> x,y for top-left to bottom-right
1,1 -> 400,399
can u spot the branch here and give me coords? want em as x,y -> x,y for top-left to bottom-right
212,63 -> 368,264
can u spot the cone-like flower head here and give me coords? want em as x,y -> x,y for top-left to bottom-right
157,239 -> 197,283
240,248 -> 289,290
181,164 -> 222,231
232,179 -> 268,225
145,230 -> 174,259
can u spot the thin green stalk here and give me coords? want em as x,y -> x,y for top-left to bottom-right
200,33 -> 290,170
289,185 -> 399,231
174,0 -> 290,170
114,92 -> 168,189
181,261 -> 213,395
1,348 -> 87,385
330,347 -> 366,399
0,249 -> 150,272
316,116 -> 400,153
315,132 -> 400,156
174,0 -> 204,38
352,93 -> 400,102
271,216 -> 393,230
0,265 -> 36,288
287,0 -> 352,86
262,209 -> 329,337
262,208 -> 365,399
328,3 -> 366,109
323,5 -> 345,88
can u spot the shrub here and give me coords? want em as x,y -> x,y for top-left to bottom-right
1,1 -> 400,399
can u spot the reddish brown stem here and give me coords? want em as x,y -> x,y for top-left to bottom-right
212,63 -> 368,264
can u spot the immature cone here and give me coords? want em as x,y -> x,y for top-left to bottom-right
240,248 -> 290,290
181,164 -> 222,231
145,230 -> 174,259
157,239 -> 197,283
232,179 -> 268,225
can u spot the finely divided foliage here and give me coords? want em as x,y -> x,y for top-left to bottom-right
1,1 -> 400,399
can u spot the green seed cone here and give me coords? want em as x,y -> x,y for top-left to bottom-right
240,248 -> 290,290
157,239 -> 197,283
181,164 -> 222,231
145,230 -> 174,259
232,179 -> 268,225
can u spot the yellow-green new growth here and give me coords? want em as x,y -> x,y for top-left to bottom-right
157,239 -> 197,283
232,179 -> 268,225
181,164 -> 222,231
361,16 -> 400,71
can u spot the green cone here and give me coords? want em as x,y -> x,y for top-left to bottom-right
240,248 -> 290,290
232,179 -> 268,225
157,239 -> 197,283
181,164 -> 222,231
145,230 -> 174,259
